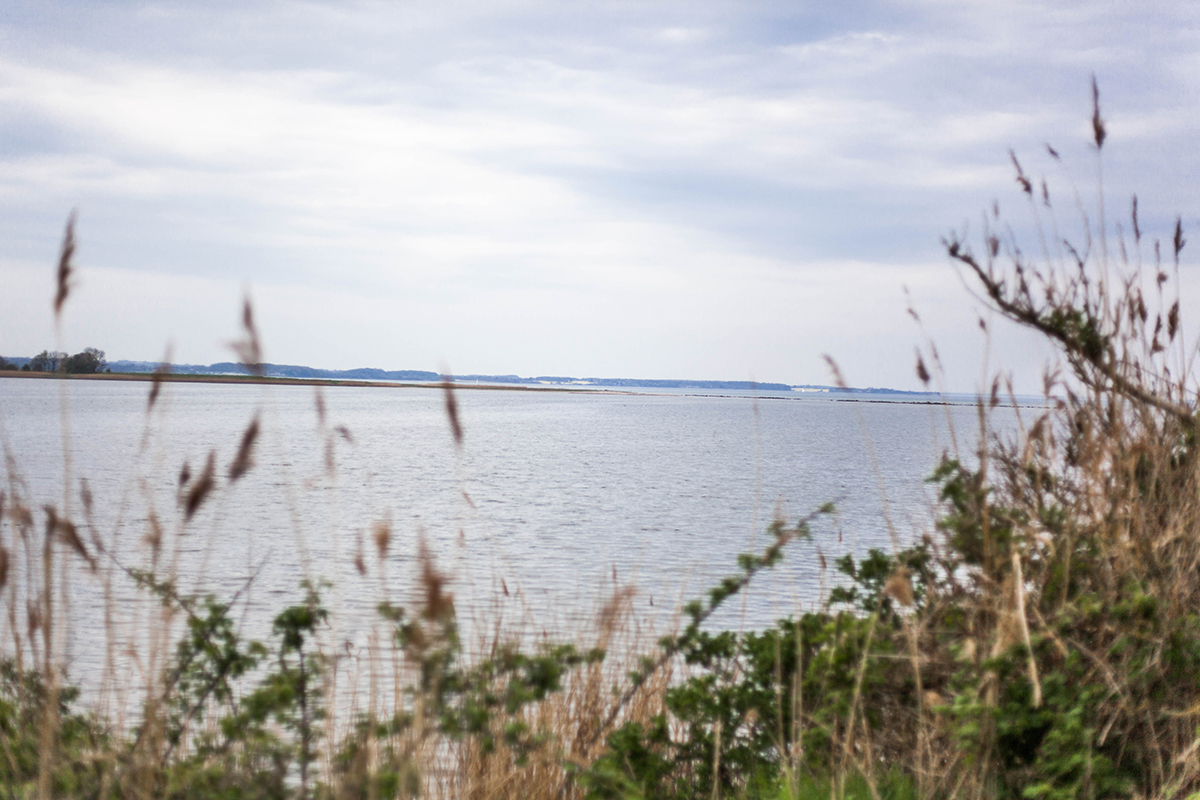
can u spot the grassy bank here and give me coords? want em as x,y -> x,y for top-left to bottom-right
4,85 -> 1200,800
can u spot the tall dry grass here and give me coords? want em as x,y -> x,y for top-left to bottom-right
856,77 -> 1200,799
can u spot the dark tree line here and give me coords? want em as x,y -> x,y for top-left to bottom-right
0,348 -> 107,374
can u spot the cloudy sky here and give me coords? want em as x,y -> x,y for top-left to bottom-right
2,1 -> 1198,391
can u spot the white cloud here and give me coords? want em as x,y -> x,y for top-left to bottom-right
654,27 -> 709,44
0,1 -> 1198,391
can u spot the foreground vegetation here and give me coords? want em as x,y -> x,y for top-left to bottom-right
4,85 -> 1200,799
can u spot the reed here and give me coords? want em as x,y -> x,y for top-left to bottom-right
2,82 -> 1198,799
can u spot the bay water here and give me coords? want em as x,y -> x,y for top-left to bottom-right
0,376 -> 1014,698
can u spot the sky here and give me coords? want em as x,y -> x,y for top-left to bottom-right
2,1 -> 1198,392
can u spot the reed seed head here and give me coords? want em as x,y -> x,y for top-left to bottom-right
143,512 -> 162,562
1009,149 -> 1031,196
230,296 -> 264,376
1091,74 -> 1106,149
417,534 -> 453,623
884,568 -> 914,607
26,603 -> 41,638
373,519 -> 391,560
79,478 -> 93,519
822,355 -> 848,390
228,415 -> 260,482
183,452 -> 216,521
44,504 -> 93,569
54,210 -> 77,319
441,376 -> 463,447
353,536 -> 366,576
314,386 -> 327,426
915,351 -> 931,385
148,354 -> 173,411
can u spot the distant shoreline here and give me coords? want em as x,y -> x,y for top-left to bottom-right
0,370 -> 1004,407
0,370 -> 616,393
2,357 -> 937,396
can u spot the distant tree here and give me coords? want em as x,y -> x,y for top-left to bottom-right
0,356 -> 14,371
28,350 -> 68,372
64,348 -> 106,375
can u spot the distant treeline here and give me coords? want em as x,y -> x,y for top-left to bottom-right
105,360 -> 445,382
99,360 -> 797,391
0,348 -> 107,374
0,355 -> 936,394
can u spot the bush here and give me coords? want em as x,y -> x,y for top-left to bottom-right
64,348 -> 106,375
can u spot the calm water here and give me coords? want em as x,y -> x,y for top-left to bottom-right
0,377 -> 1009,689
